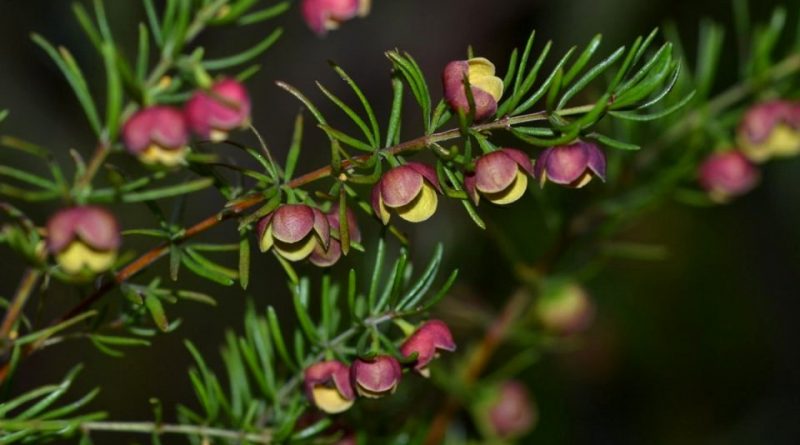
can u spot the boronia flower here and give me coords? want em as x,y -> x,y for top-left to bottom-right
350,355 -> 402,398
399,320 -> 456,377
257,204 -> 330,262
534,140 -> 606,188
737,100 -> 800,163
122,106 -> 189,167
304,361 -> 356,414
309,205 -> 361,267
46,206 -> 121,275
185,78 -> 251,142
443,57 -> 504,121
476,380 -> 538,439
698,150 -> 759,203
465,148 -> 534,205
371,163 -> 442,224
535,282 -> 595,336
301,0 -> 370,35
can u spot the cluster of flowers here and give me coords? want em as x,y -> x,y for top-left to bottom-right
303,320 -> 456,414
698,100 -> 800,202
44,79 -> 252,276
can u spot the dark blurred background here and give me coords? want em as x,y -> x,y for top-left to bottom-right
2,0 -> 800,443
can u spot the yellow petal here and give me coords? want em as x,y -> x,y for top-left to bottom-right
259,224 -> 274,252
378,194 -> 392,225
485,170 -> 528,205
312,386 -> 354,414
467,57 -> 496,78
470,75 -> 504,102
572,172 -> 594,189
358,0 -> 371,16
274,235 -> 317,262
209,129 -> 229,142
139,145 -> 189,167
396,183 -> 438,223
56,241 -> 116,274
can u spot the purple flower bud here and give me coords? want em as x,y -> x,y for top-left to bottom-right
122,106 -> 189,166
534,141 -> 606,188
400,320 -> 456,377
185,78 -> 251,142
443,58 -> 504,121
46,206 -> 121,275
301,0 -> 370,35
479,380 -> 538,439
737,100 -> 800,162
464,148 -> 533,205
698,150 -> 759,202
371,163 -> 442,225
350,355 -> 402,398
257,204 -> 330,262
304,360 -> 356,414
310,205 -> 361,267
535,283 -> 595,336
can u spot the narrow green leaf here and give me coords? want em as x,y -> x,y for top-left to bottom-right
284,112 -> 304,180
563,34 -> 602,86
317,81 -> 376,148
237,1 -> 291,25
101,42 -> 123,139
609,89 -> 696,121
202,28 -> 283,70
557,45 -> 625,110
386,75 -> 404,146
267,306 -> 297,371
330,62 -> 381,148
122,177 -> 214,202
144,295 -> 169,332
587,133 -> 640,150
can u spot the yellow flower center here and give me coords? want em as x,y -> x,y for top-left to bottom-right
396,182 -> 438,223
485,170 -> 528,205
56,241 -> 116,274
467,58 -> 504,101
311,386 -> 354,414
139,144 -> 189,167
741,124 -> 800,162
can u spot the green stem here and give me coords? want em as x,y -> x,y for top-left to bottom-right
0,269 -> 41,348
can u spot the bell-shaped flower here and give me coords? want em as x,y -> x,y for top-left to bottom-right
257,204 -> 330,262
46,206 -> 121,275
443,57 -> 504,121
185,78 -> 251,142
476,380 -> 538,439
301,0 -> 370,35
535,282 -> 595,336
465,149 -> 533,205
534,141 -> 606,188
350,355 -> 402,398
399,320 -> 456,377
737,100 -> 800,163
310,205 -> 361,267
304,360 -> 356,414
371,163 -> 442,224
122,106 -> 189,167
698,150 -> 759,203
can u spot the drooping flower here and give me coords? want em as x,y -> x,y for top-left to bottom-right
350,355 -> 402,398
122,106 -> 190,166
535,282 -> 595,336
371,163 -> 442,224
399,320 -> 456,377
698,150 -> 759,202
534,141 -> 606,188
443,57 -> 504,121
304,361 -> 356,414
464,148 -> 534,205
301,0 -> 370,35
475,380 -> 538,439
46,206 -> 121,275
737,100 -> 800,163
185,78 -> 251,142
257,204 -> 330,262
309,205 -> 361,267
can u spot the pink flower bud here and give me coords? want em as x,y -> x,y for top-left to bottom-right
304,360 -> 356,414
257,204 -> 330,262
464,148 -> 533,205
698,150 -> 759,202
535,283 -> 595,336
443,58 -> 504,121
309,205 -> 361,267
350,355 -> 402,398
46,206 -> 121,275
479,380 -> 538,439
185,78 -> 251,142
301,0 -> 370,35
122,106 -> 189,166
737,100 -> 800,162
400,320 -> 456,377
534,140 -> 606,188
371,163 -> 442,225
